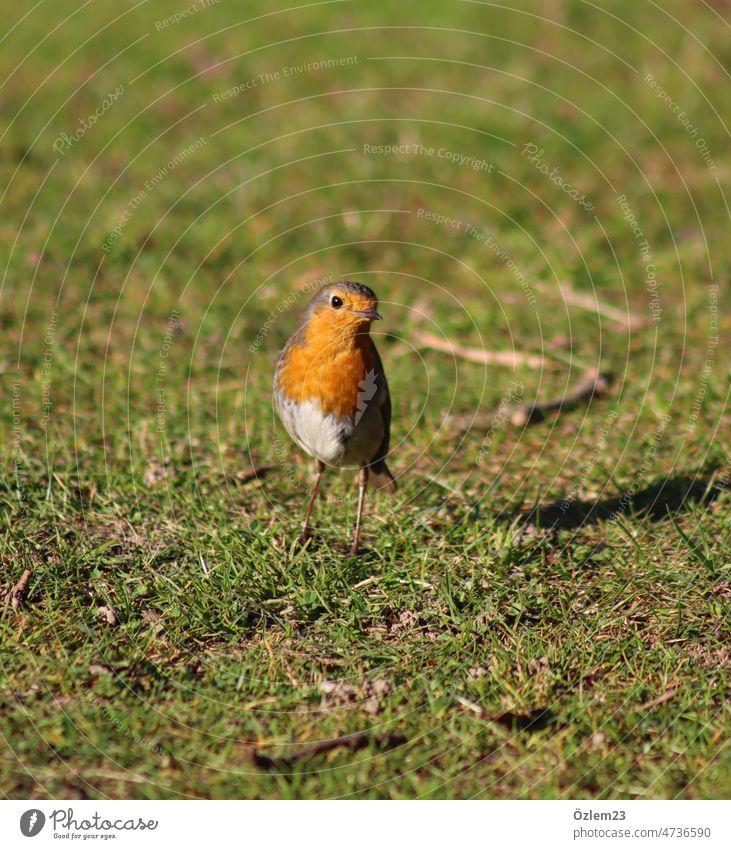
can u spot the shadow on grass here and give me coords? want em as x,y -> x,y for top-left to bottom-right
519,469 -> 726,531
491,708 -> 558,732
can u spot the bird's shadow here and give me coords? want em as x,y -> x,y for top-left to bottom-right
512,468 -> 725,532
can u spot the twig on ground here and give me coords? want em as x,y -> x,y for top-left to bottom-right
234,465 -> 274,484
534,281 -> 646,329
11,569 -> 32,610
415,332 -> 545,369
638,688 -> 678,711
504,368 -> 611,426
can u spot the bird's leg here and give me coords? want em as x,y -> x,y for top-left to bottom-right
350,465 -> 369,555
298,460 -> 324,543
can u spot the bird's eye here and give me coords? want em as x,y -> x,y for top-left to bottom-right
331,295 -> 343,309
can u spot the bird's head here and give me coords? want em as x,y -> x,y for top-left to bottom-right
301,281 -> 381,340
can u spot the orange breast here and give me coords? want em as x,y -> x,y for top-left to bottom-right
278,323 -> 375,419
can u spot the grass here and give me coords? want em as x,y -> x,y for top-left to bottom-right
0,0 -> 729,799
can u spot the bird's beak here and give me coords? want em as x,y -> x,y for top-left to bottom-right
355,308 -> 382,321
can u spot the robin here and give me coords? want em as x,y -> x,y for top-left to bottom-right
273,281 -> 396,554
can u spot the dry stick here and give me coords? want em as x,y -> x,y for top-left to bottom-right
415,332 -> 546,369
452,368 -> 610,432
505,368 -> 611,427
417,332 -> 610,429
533,281 -> 646,329
638,688 -> 678,712
11,569 -> 32,610
234,465 -> 274,484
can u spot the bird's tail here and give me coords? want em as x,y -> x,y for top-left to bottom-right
368,461 -> 397,493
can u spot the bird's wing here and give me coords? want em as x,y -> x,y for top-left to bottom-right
368,340 -> 396,491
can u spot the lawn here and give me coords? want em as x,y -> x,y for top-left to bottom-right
0,0 -> 729,799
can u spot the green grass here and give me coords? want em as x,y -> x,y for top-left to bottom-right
0,0 -> 729,799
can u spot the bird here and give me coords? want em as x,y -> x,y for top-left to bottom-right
273,281 -> 396,554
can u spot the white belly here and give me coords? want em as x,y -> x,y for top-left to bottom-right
276,395 -> 382,468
